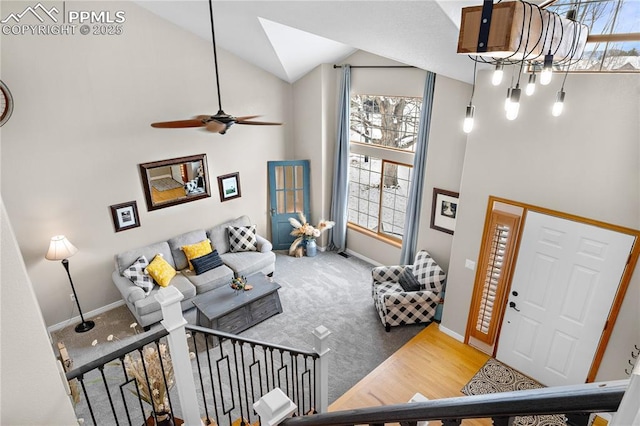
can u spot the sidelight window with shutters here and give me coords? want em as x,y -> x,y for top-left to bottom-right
468,210 -> 521,347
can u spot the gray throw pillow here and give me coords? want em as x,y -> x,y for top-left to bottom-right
398,266 -> 422,292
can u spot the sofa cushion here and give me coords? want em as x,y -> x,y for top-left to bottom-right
191,250 -> 224,275
183,264 -> 234,294
134,274 -> 196,316
145,254 -> 176,287
228,225 -> 258,253
168,229 -> 208,271
207,215 -> 251,255
122,255 -> 154,295
220,251 -> 276,277
181,239 -> 213,270
116,241 -> 174,275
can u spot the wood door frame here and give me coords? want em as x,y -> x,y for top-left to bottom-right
466,195 -> 640,382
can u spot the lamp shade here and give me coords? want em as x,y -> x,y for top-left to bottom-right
45,235 -> 78,261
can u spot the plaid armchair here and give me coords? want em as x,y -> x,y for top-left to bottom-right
371,250 -> 446,331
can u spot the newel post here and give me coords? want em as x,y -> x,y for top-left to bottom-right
156,286 -> 203,426
611,361 -> 640,425
313,325 -> 331,413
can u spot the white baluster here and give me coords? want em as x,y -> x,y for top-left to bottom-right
611,361 -> 640,426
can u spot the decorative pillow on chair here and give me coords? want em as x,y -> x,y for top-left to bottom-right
123,255 -> 154,295
398,266 -> 422,292
145,254 -> 176,287
191,250 -> 224,275
181,239 -> 213,270
228,225 -> 258,253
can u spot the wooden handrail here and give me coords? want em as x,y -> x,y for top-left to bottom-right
282,380 -> 628,426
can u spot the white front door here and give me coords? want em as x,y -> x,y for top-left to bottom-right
496,211 -> 634,386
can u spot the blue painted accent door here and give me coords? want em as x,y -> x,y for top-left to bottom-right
267,160 -> 310,251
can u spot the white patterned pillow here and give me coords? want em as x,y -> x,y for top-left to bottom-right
123,255 -> 154,295
228,225 -> 258,253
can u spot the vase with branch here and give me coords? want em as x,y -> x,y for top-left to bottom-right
288,212 -> 335,256
124,343 -> 175,424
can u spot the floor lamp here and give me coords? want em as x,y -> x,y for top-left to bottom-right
46,235 -> 95,333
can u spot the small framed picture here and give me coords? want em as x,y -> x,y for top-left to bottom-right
110,201 -> 140,232
217,172 -> 241,202
430,188 -> 459,235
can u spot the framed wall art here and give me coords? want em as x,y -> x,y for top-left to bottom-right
430,188 -> 459,235
110,201 -> 140,232
217,172 -> 241,202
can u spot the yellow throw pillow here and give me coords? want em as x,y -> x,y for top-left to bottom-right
182,239 -> 213,270
145,254 -> 176,287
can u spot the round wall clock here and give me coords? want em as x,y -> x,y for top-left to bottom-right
0,80 -> 14,127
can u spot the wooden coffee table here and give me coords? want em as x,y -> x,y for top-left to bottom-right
192,273 -> 282,337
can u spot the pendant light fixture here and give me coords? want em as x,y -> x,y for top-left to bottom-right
463,60 -> 478,134
525,71 -> 536,96
492,61 -> 504,86
540,53 -> 554,85
457,1 -> 587,128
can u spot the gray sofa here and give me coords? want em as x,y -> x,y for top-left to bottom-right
112,215 -> 275,328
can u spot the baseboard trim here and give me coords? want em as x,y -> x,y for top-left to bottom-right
345,249 -> 383,267
438,324 -> 464,342
48,299 -> 125,334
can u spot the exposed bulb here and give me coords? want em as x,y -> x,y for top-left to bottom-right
504,87 -> 512,111
463,105 -> 475,133
505,87 -> 521,120
525,73 -> 536,96
552,89 -> 565,117
492,62 -> 504,86
540,54 -> 553,85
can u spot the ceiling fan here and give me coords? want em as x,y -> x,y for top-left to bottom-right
151,0 -> 282,135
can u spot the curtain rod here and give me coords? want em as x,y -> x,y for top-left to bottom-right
333,65 -> 416,69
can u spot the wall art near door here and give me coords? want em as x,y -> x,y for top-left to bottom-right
110,201 -> 140,232
430,188 -> 459,235
217,172 -> 241,202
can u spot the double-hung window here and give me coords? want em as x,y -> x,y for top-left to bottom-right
348,94 -> 422,243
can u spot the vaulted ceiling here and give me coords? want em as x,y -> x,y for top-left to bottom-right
134,1 -> 479,84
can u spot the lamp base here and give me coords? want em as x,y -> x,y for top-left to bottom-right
75,320 -> 95,333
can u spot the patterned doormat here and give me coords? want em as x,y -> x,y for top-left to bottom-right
461,358 -> 566,426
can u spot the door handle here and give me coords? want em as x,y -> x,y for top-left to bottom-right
270,208 -> 276,216
509,301 -> 520,312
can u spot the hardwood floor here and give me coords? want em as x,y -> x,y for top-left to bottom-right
329,322 -> 491,425
151,186 -> 186,203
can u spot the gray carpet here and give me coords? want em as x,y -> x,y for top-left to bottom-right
54,251 -> 426,422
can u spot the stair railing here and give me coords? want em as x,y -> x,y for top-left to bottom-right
276,379 -> 628,426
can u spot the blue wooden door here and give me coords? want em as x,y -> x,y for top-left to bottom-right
267,160 -> 310,250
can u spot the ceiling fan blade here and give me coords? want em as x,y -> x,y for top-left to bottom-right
151,119 -> 205,128
205,120 -> 227,133
235,115 -> 261,121
236,120 -> 283,126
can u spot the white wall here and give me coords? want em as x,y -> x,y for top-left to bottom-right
291,64 -> 338,248
1,200 -> 78,424
443,70 -> 640,381
1,1 -> 292,327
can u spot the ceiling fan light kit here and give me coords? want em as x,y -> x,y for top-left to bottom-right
457,0 -> 588,132
150,0 -> 282,135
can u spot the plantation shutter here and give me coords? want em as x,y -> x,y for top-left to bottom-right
469,211 -> 521,345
